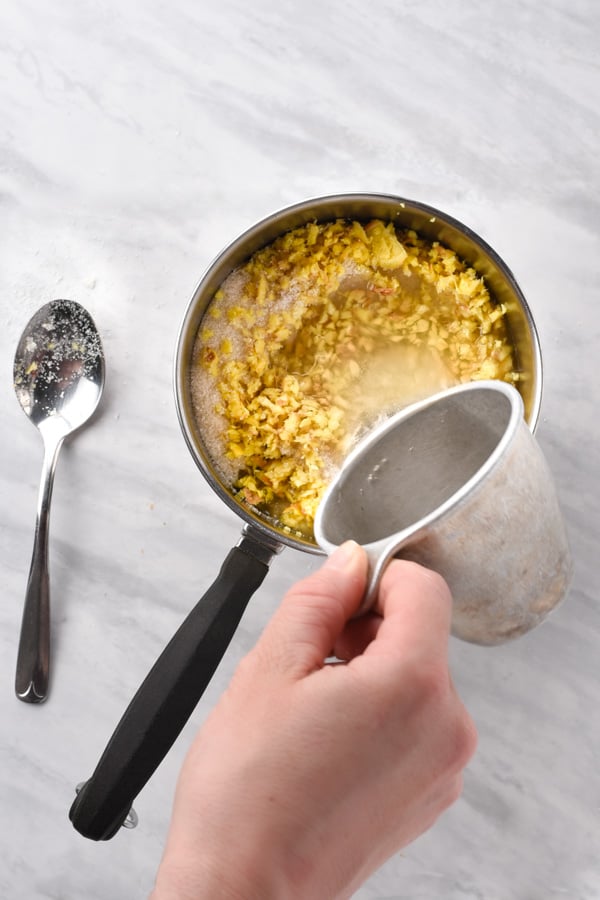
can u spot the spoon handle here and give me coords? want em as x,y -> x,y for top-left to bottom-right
15,435 -> 63,703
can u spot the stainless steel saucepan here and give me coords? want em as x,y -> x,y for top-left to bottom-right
69,193 -> 542,840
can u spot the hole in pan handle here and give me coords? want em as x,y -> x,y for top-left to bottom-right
69,529 -> 281,841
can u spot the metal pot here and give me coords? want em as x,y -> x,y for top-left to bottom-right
177,193 -> 541,553
69,193 -> 542,840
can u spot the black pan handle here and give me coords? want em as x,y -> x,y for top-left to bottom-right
69,529 -> 281,840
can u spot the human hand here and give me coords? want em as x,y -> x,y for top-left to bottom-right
150,541 -> 477,900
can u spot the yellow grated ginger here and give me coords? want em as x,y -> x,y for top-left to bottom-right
191,219 -> 518,538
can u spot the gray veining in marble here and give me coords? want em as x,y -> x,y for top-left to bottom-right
1,0 -> 599,897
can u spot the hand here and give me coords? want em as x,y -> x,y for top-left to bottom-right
150,542 -> 477,900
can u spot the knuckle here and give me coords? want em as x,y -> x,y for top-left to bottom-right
392,558 -> 450,593
405,656 -> 449,707
384,559 -> 453,616
284,573 -> 348,628
443,704 -> 478,775
415,564 -> 452,606
402,659 -> 477,774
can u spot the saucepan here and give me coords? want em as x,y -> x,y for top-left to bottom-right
69,193 -> 543,840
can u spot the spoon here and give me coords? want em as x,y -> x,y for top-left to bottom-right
13,299 -> 105,703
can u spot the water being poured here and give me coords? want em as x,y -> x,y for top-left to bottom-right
342,341 -> 454,447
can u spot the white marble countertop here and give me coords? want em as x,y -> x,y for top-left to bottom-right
1,1 -> 599,897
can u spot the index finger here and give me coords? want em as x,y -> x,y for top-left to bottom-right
361,559 -> 453,670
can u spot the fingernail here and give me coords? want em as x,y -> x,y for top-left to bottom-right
323,540 -> 362,573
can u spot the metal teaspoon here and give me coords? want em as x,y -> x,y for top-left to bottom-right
13,299 -> 105,703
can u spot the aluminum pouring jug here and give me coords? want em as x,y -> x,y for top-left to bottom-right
314,380 -> 572,645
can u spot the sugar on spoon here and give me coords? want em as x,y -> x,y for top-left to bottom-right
13,299 -> 105,703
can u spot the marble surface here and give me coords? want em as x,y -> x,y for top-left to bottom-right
1,0 -> 599,897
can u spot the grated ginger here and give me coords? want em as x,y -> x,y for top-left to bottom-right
190,219 -> 518,538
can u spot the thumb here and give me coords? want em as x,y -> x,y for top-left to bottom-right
255,541 -> 368,678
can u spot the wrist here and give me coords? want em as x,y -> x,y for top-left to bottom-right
150,843 -> 289,900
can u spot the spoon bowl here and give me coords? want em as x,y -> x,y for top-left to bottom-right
13,299 -> 105,702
